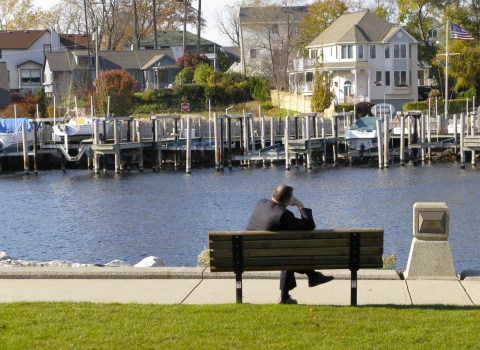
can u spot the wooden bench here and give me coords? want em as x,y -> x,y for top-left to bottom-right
209,228 -> 384,306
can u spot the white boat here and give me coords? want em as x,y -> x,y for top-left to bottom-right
344,116 -> 382,151
345,103 -> 395,151
447,123 -> 462,134
53,116 -> 111,141
0,117 -> 36,152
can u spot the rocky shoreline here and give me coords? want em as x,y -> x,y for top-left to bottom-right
0,252 -> 164,268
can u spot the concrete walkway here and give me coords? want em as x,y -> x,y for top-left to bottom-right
1,267 -> 479,306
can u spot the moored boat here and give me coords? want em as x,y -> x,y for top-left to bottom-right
0,117 -> 36,152
53,116 -> 111,141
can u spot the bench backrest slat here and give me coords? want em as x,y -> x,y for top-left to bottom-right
209,229 -> 384,272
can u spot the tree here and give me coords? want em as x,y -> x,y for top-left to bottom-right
194,63 -> 214,86
243,0 -> 306,96
310,57 -> 334,116
94,69 -> 134,117
176,52 -> 211,70
0,0 -> 43,30
217,50 -> 234,72
298,0 -> 347,48
214,0 -> 266,46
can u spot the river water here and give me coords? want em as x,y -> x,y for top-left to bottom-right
1,161 -> 479,273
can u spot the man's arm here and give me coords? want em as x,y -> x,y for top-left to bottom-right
280,197 -> 316,230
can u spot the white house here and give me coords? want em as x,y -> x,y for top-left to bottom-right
289,11 -> 420,112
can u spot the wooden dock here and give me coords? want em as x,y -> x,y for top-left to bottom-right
1,111 -> 478,174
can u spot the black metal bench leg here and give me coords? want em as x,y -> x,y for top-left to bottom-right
350,232 -> 360,306
351,269 -> 357,306
232,235 -> 244,303
236,271 -> 243,303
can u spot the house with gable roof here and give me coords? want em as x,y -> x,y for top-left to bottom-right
0,29 -> 62,96
0,62 -> 12,108
0,29 -> 92,97
43,49 -> 179,95
139,30 -> 235,72
289,11 -> 419,112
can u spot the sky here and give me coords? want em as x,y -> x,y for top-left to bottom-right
34,0 -> 234,46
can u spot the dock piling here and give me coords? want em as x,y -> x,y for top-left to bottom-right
186,117 -> 192,174
22,122 -> 29,175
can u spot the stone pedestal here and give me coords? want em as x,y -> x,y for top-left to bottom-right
404,239 -> 457,280
404,202 -> 457,280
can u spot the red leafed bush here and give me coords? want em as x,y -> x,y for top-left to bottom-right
94,69 -> 134,117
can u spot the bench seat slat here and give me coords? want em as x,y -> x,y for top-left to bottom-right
210,246 -> 383,259
210,255 -> 382,270
209,238 -> 383,250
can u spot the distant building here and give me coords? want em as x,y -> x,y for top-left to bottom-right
0,62 -> 12,108
289,11 -> 420,111
140,30 -> 231,72
238,6 -> 308,76
0,29 -> 94,97
44,49 -> 179,95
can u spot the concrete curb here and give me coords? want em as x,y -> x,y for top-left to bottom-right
0,267 -> 401,280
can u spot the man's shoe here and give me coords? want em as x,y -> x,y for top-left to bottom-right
278,295 -> 298,304
308,272 -> 334,287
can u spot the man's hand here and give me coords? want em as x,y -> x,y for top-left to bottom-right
288,196 -> 305,209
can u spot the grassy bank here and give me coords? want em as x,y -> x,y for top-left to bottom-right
1,303 -> 479,349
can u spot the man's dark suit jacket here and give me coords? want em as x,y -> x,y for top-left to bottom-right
246,199 -> 316,231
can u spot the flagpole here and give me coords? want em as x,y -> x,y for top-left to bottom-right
445,19 -> 449,120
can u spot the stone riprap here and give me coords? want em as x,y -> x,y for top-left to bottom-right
0,252 -> 164,268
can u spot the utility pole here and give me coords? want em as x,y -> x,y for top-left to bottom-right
197,0 -> 201,53
183,0 -> 187,56
153,0 -> 157,49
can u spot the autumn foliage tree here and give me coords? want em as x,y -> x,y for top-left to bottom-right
176,52 -> 211,70
2,94 -> 39,118
94,69 -> 134,117
299,0 -> 347,48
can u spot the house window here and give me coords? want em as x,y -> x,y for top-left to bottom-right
0,50 -> 2,59
310,49 -> 317,58
20,69 -> 41,86
385,45 -> 390,59
370,45 -> 376,59
375,71 -> 382,84
306,72 -> 314,82
394,44 -> 407,58
341,45 -> 353,59
394,70 -> 407,86
43,44 -> 51,53
385,71 -> 390,86
250,49 -> 257,59
358,45 -> 364,59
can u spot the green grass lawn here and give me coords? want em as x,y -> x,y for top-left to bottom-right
1,303 -> 479,349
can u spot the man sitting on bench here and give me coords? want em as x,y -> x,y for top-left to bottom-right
246,184 -> 334,304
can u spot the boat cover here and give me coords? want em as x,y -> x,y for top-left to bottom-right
0,118 -> 33,133
350,116 -> 380,132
